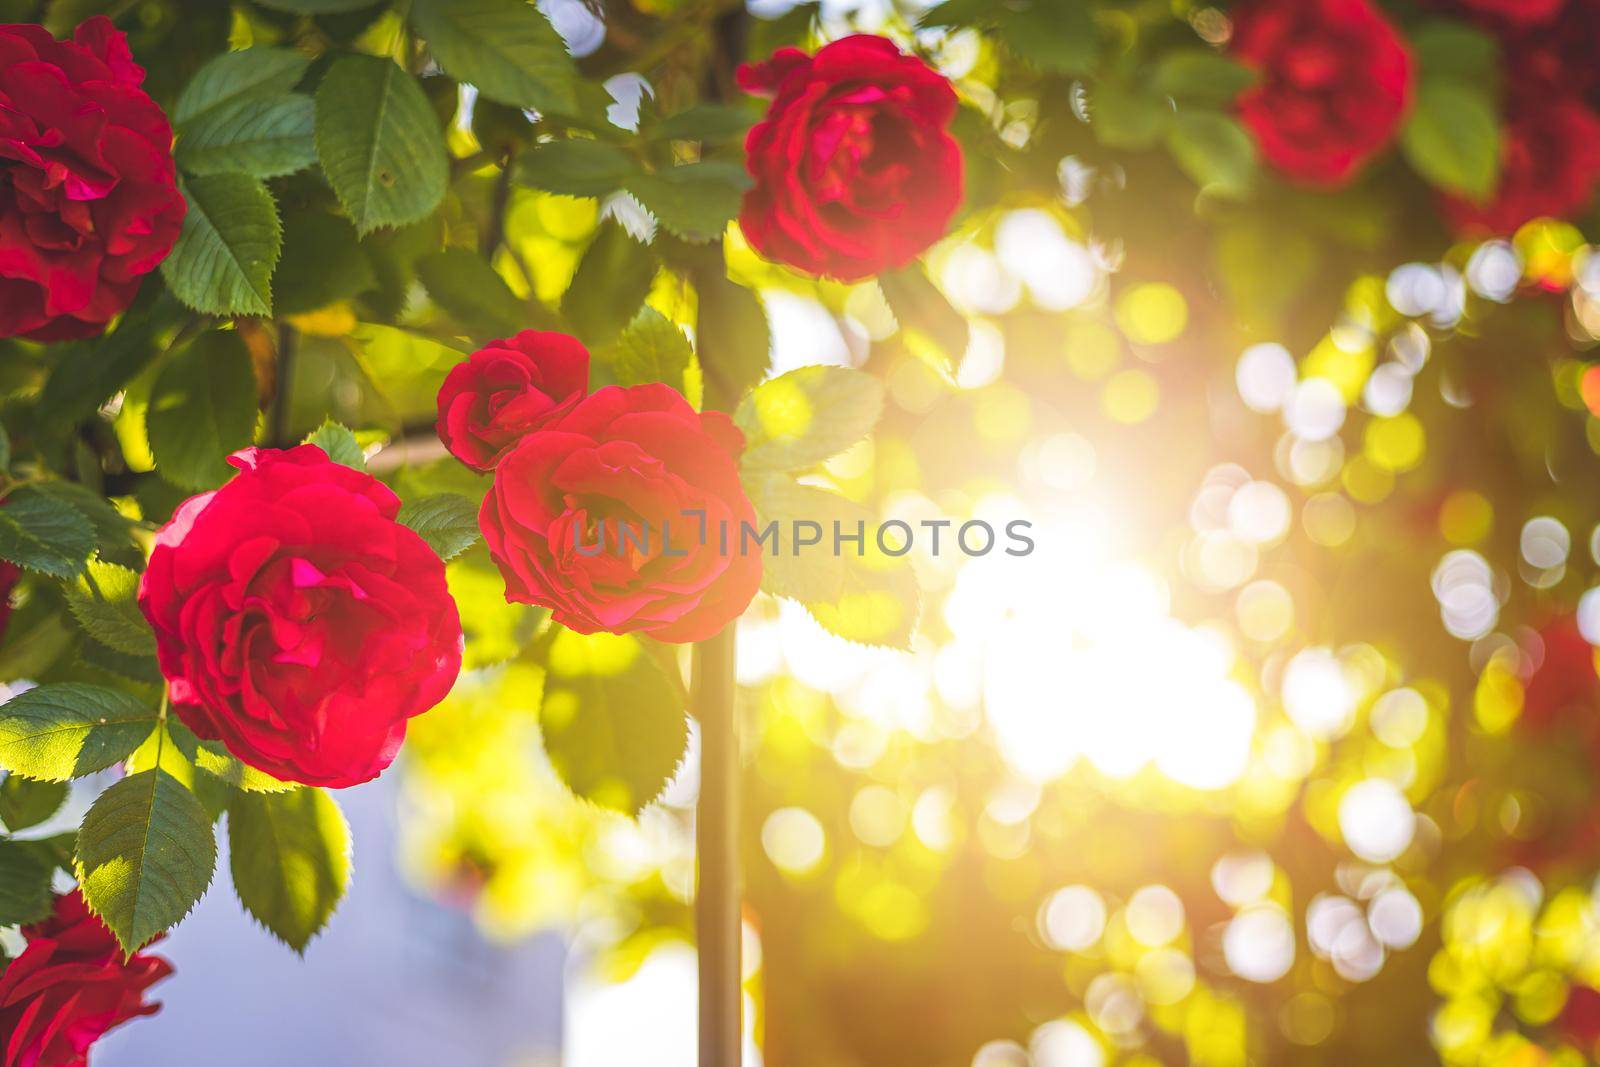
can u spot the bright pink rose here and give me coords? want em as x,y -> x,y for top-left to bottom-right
0,17 -> 184,341
0,890 -> 171,1067
137,445 -> 463,788
1231,0 -> 1414,186
479,384 -> 762,643
435,330 -> 590,472
1442,97 -> 1600,234
738,34 -> 963,282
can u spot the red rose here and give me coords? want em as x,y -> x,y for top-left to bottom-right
436,330 -> 589,472
1441,97 -> 1600,234
137,445 -> 463,788
479,383 -> 762,642
1231,0 -> 1414,186
1454,0 -> 1566,24
0,17 -> 184,341
737,34 -> 962,282
0,890 -> 171,1067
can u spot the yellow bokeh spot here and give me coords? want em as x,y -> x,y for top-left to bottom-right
1342,455 -> 1394,504
1474,655 -> 1524,734
1515,218 -> 1585,290
1303,334 -> 1375,403
749,375 -> 815,444
974,385 -> 1032,443
1365,413 -> 1425,472
1101,369 -> 1160,423
1115,283 -> 1188,346
1064,318 -> 1122,380
1439,490 -> 1493,545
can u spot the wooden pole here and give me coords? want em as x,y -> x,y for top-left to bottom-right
693,626 -> 740,1067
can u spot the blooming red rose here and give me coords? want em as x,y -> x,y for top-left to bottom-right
137,445 -> 463,788
737,34 -> 962,282
436,330 -> 589,472
0,890 -> 171,1067
1231,0 -> 1414,186
0,17 -> 184,341
479,383 -> 762,642
1441,97 -> 1600,234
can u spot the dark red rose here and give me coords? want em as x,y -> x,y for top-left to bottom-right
0,890 -> 171,1067
1454,0 -> 1566,24
1231,0 -> 1414,186
0,17 -> 184,341
479,383 -> 762,642
737,34 -> 962,282
137,445 -> 463,788
1441,96 -> 1600,234
436,330 -> 589,472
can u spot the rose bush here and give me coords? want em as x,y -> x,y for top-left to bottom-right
137,445 -> 463,788
435,330 -> 590,473
1442,97 -> 1600,234
479,384 -> 762,643
0,891 -> 171,1067
1231,0 -> 1413,186
737,34 -> 962,282
0,17 -> 183,340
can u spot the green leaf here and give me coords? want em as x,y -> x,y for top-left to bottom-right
173,47 -> 311,127
1166,110 -> 1257,199
1412,19 -> 1500,84
176,94 -> 317,179
396,494 -> 481,562
228,787 -> 350,952
563,222 -> 658,346
416,249 -> 528,339
610,307 -> 692,392
38,307 -> 168,426
878,266 -> 968,374
76,768 -> 217,954
0,486 -> 94,578
0,774 -> 68,832
273,209 -> 378,315
540,629 -> 687,816
409,0 -> 580,116
1000,0 -> 1096,75
1090,80 -> 1170,150
0,683 -> 157,781
193,740 -> 294,795
30,482 -> 143,572
623,162 -> 751,243
1401,78 -> 1501,201
515,139 -> 640,198
147,331 -> 259,491
0,840 -> 54,926
315,55 -> 449,235
736,365 -> 884,472
746,476 -> 861,603
161,173 -> 282,316
1153,50 -> 1257,104
66,560 -> 155,658
688,261 -> 769,410
648,104 -> 755,145
302,420 -> 365,470
255,0 -> 377,11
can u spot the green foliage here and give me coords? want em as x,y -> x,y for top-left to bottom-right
878,266 -> 968,374
409,0 -> 580,118
999,0 -> 1097,75
314,56 -> 448,235
516,139 -> 640,198
172,48 -> 311,127
736,366 -> 884,472
0,775 -> 68,832
610,307 -> 692,392
0,840 -> 55,926
176,94 -> 317,179
564,222 -> 658,346
273,210 -> 377,315
539,630 -> 688,816
38,308 -> 168,427
416,249 -> 528,339
1166,111 -> 1257,200
146,331 -> 259,490
228,787 -> 351,952
162,173 -> 282,316
396,494 -> 482,562
76,767 -> 217,954
623,162 -> 751,243
648,105 -> 755,145
302,420 -> 365,470
254,0 -> 376,11
1153,50 -> 1257,104
1402,78 -> 1501,200
65,560 -> 155,658
0,684 -> 157,782
0,486 -> 94,578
